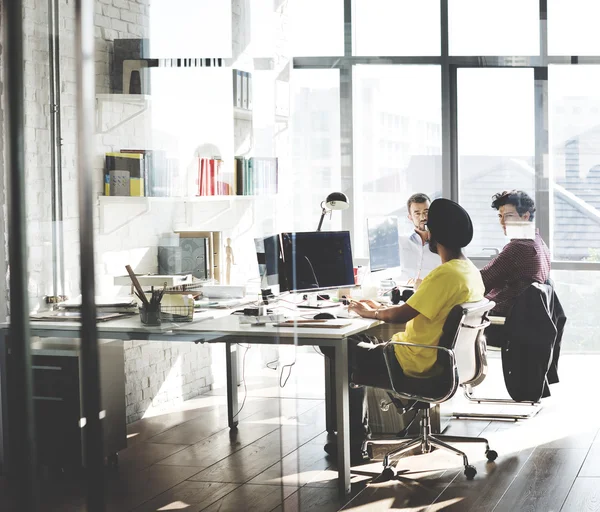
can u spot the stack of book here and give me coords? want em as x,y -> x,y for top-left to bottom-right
104,150 -> 179,197
234,157 -> 278,196
196,158 -> 233,196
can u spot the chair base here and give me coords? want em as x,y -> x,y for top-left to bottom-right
452,386 -> 543,421
364,406 -> 497,480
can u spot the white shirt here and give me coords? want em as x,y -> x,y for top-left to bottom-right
398,232 -> 441,283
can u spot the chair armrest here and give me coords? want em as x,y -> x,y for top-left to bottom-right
488,316 -> 505,326
386,340 -> 454,356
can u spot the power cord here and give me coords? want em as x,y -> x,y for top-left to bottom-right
279,360 -> 296,388
232,343 -> 250,420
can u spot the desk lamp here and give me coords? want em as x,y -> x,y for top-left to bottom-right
316,192 -> 349,231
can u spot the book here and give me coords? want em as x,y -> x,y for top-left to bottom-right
105,152 -> 144,196
233,157 -> 278,196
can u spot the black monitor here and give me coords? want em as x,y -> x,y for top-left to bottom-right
367,217 -> 401,272
279,231 -> 354,293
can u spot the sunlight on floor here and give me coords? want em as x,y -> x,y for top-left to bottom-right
157,501 -> 192,510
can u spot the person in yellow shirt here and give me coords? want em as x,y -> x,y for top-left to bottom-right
323,198 -> 484,463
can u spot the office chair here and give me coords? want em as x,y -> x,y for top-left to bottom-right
358,299 -> 497,480
455,280 -> 566,421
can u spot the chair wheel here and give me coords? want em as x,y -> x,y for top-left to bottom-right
380,467 -> 396,481
464,465 -> 477,480
486,449 -> 498,462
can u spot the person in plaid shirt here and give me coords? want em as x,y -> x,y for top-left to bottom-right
481,190 -> 550,317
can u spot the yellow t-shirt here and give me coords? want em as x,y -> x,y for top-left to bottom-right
393,258 -> 485,377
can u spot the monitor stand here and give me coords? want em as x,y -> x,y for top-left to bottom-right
296,292 -> 339,309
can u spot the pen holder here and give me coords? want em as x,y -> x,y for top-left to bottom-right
139,304 -> 161,325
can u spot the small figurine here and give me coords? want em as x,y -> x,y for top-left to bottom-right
225,237 -> 235,285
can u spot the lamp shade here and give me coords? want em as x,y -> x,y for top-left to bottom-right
325,192 -> 349,211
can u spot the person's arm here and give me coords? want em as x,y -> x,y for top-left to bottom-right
480,244 -> 519,293
349,300 -> 419,324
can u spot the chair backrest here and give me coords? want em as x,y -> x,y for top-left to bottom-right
383,298 -> 495,404
438,299 -> 495,386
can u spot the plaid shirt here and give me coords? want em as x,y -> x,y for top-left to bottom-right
481,230 -> 550,316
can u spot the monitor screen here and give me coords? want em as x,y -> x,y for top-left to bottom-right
367,217 -> 401,272
254,235 -> 284,290
280,231 -> 354,293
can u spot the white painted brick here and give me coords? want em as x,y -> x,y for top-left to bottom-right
110,17 -> 128,32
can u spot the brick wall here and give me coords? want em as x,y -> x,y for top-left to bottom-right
0,0 -> 291,423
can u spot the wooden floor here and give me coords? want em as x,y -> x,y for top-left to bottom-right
0,350 -> 599,511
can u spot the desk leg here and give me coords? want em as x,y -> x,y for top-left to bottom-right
225,342 -> 239,429
324,352 -> 337,434
335,341 -> 351,499
0,331 -> 7,474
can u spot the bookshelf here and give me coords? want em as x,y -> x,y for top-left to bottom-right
97,194 -> 278,235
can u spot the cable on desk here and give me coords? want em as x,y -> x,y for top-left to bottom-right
232,343 -> 251,420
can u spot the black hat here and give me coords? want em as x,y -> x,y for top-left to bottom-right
427,198 -> 473,248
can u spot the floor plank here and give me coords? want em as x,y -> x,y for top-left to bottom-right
116,441 -> 189,472
157,419 -> 280,469
493,448 -> 588,512
249,432 -> 333,489
579,442 -> 600,477
430,446 -> 535,511
131,481 -> 240,512
274,486 -> 342,512
105,464 -> 202,512
561,477 -> 600,512
200,483 -> 296,512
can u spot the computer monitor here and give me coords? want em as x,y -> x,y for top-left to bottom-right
367,217 -> 401,272
254,235 -> 285,291
279,231 -> 355,293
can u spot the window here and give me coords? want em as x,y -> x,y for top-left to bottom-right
548,0 -> 600,56
457,68 -> 535,257
449,0 -> 539,56
352,65 -> 442,257
353,0 -> 440,56
290,70 -> 341,232
551,270 -> 600,352
549,66 -> 600,262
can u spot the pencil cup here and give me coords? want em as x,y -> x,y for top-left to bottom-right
139,304 -> 161,325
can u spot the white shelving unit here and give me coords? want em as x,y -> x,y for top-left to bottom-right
97,194 -> 278,234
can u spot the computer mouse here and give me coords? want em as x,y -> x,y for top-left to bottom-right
314,312 -> 336,320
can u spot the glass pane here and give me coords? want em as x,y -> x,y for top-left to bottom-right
149,0 -> 232,58
549,66 -> 600,262
353,0 -> 440,56
548,0 -> 600,56
353,65 -> 442,258
289,0 -> 344,57
551,270 -> 600,352
457,69 -> 535,257
449,0 -> 539,56
290,70 -> 342,231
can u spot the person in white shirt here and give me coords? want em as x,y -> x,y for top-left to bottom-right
398,193 -> 441,286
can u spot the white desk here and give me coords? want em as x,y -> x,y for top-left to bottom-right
0,312 -> 379,499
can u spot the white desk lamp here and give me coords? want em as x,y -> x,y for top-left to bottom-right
316,192 -> 349,231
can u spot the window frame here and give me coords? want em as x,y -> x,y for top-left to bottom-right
292,0 -> 600,271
